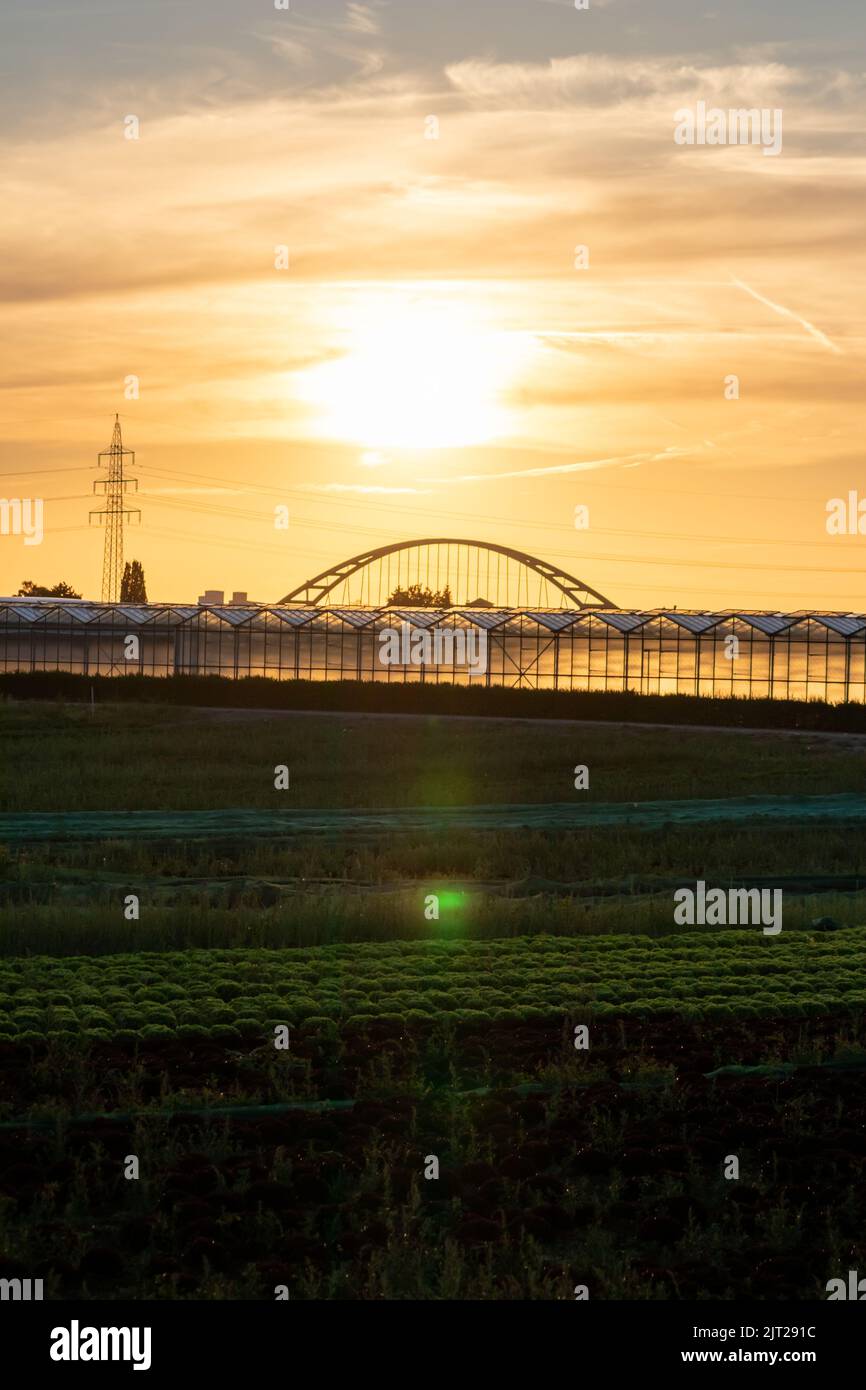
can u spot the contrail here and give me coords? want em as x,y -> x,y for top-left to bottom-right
305,483 -> 432,495
430,446 -> 692,485
732,278 -> 841,354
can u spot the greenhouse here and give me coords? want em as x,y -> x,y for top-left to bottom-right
1,598 -> 865,703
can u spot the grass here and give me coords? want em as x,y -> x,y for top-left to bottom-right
1,700 -> 865,812
2,696 -> 865,1300
4,704 -> 865,956
6,820 -> 866,883
0,889 -> 863,957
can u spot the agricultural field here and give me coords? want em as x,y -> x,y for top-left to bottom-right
1,699 -> 866,1300
4,698 -> 866,811
2,933 -> 866,1042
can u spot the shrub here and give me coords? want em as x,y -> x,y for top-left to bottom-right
138,1024 -> 174,1039
302,1016 -> 338,1035
234,1017 -> 263,1038
213,981 -> 244,1001
137,1005 -> 176,1025
11,1010 -> 43,1029
198,1002 -> 234,1023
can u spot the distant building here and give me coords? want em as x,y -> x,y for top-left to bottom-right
196,589 -> 254,606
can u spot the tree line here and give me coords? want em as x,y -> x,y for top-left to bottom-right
15,561 -> 147,602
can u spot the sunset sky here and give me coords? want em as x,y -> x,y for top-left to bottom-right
1,0 -> 864,609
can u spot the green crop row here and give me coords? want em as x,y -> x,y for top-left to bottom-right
1,931 -> 865,1041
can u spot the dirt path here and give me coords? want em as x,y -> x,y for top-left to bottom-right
4,793 -> 866,843
186,705 -> 866,747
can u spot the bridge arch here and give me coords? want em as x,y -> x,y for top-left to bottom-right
279,538 -> 613,609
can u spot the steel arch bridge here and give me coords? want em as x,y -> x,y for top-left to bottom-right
279,538 -> 614,609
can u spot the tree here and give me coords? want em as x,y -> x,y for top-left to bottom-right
16,580 -> 82,598
387,583 -> 452,608
120,560 -> 147,603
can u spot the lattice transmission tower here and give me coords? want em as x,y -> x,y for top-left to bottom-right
90,415 -> 140,603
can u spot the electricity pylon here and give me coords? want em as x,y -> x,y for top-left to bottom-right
90,415 -> 140,603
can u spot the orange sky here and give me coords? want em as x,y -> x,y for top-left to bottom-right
1,0 -> 864,609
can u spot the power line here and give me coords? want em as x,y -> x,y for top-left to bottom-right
28,481 -> 857,558
136,490 -> 858,554
140,460 -> 831,518
8,436 -> 861,607
0,466 -> 91,478
44,511 -> 866,578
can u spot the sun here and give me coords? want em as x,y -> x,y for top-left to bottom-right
293,298 -> 527,449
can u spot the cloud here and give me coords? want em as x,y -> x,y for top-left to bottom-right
255,3 -> 386,81
263,35 -> 316,68
444,53 -> 861,114
731,277 -> 842,354
436,447 -> 694,484
305,483 -> 433,495
0,39 -> 862,572
344,3 -> 382,36
2,45 -> 863,307
141,487 -> 248,496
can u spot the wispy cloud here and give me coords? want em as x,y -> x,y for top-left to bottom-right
263,34 -> 315,68
141,487 -> 248,496
437,447 -> 694,484
256,2 -> 386,78
344,3 -> 382,36
731,278 -> 842,354
445,55 -> 813,109
305,483 -> 433,495
536,0 -> 618,8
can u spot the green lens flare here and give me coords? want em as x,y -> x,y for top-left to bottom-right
426,889 -> 469,936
